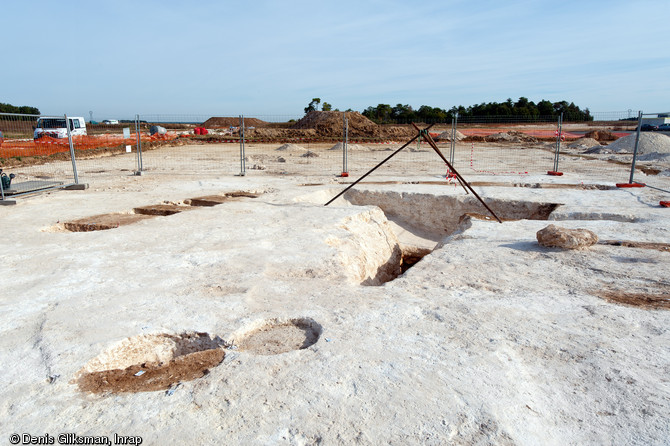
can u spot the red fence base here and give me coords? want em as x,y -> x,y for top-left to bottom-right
616,183 -> 646,188
547,171 -> 563,176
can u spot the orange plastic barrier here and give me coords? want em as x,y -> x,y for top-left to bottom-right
0,133 -> 178,158
458,129 -> 582,139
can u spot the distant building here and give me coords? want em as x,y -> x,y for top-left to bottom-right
641,116 -> 670,126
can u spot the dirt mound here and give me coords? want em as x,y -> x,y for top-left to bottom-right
605,132 -> 670,156
436,130 -> 466,142
276,143 -> 307,152
329,142 -> 371,151
585,130 -> 618,142
485,131 -> 537,143
248,128 -> 316,139
379,126 -> 416,139
202,117 -> 268,128
292,111 -> 379,137
569,137 -> 601,149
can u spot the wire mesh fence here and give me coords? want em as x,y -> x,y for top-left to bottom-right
100,112 -> 655,184
0,112 -> 78,199
3,109 -> 669,204
628,112 -> 670,193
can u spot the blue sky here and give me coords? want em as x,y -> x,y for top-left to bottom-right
3,0 -> 668,120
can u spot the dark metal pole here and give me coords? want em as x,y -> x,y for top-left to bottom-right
239,115 -> 246,176
450,112 -> 458,165
324,124 -> 434,206
414,123 -> 503,223
136,114 -> 143,173
134,115 -> 141,174
553,113 -> 563,172
343,112 -> 348,174
411,123 -> 469,195
65,114 -> 79,184
629,111 -> 643,184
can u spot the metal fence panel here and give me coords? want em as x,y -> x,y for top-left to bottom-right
445,115 -> 636,182
72,118 -> 141,179
629,112 -> 670,195
0,112 -> 78,199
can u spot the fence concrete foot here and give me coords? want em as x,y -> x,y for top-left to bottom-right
64,184 -> 89,190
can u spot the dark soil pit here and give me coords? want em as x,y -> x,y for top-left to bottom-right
185,191 -> 260,207
596,289 -> 670,310
74,332 -> 227,394
133,204 -> 195,216
599,240 -> 670,252
184,195 -> 231,207
225,191 -> 261,199
232,317 -> 322,355
64,213 -> 155,232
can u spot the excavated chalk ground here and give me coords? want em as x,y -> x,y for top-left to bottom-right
0,170 -> 669,445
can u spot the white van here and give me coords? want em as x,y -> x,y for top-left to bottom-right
34,117 -> 87,139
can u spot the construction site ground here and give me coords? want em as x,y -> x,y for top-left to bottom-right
0,141 -> 669,445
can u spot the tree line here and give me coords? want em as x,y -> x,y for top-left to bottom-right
304,97 -> 592,123
0,102 -> 40,116
360,98 -> 592,123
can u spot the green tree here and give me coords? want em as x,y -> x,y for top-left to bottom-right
364,104 -> 393,123
360,97 -> 593,123
0,102 -> 40,115
304,98 -> 321,114
391,104 -> 415,123
322,102 -> 332,111
537,100 -> 554,116
416,105 -> 448,123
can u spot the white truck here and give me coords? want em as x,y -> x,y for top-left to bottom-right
34,116 -> 87,139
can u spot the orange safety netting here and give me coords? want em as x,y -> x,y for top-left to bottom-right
458,129 -> 629,139
0,133 -> 179,158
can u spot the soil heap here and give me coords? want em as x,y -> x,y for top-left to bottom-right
568,137 -> 601,149
485,131 -> 537,143
328,142 -> 371,151
276,143 -> 307,152
249,128 -> 316,139
585,130 -> 617,142
378,126 -> 417,140
436,130 -> 466,142
202,117 -> 268,128
604,133 -> 670,155
292,111 -> 379,137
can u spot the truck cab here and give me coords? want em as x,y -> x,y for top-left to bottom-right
34,117 -> 87,139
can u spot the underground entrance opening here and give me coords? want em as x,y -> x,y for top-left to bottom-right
322,189 -> 561,285
73,332 -> 227,394
399,246 -> 433,274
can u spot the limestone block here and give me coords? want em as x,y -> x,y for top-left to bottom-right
537,224 -> 598,250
